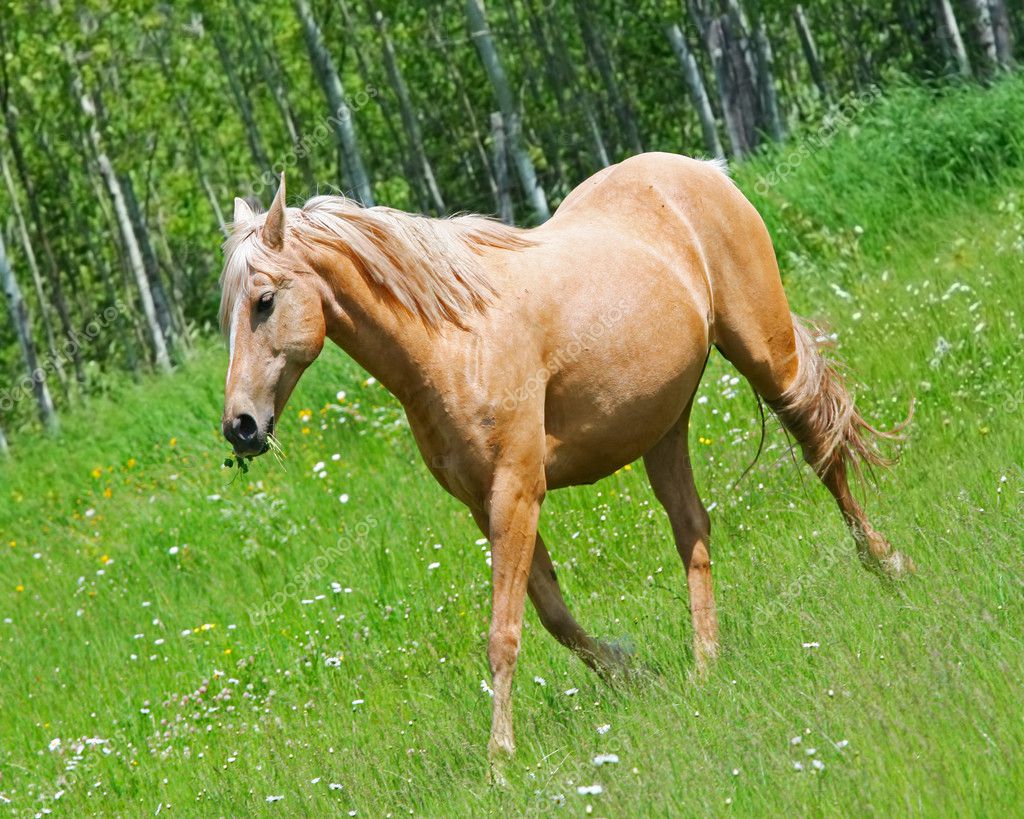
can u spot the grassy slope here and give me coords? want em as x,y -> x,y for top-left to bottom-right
1,79 -> 1023,816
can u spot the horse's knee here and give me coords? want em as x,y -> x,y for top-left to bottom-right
488,628 -> 520,674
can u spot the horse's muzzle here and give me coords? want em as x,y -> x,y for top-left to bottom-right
223,413 -> 273,457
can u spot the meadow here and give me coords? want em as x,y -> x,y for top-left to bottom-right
1,78 -> 1023,816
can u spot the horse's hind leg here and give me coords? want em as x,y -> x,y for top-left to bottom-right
643,400 -> 719,672
717,310 -> 913,577
528,534 -> 632,676
473,513 -> 627,676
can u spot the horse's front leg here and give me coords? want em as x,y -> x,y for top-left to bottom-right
483,460 -> 545,779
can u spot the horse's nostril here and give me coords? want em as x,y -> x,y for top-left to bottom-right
236,413 -> 259,441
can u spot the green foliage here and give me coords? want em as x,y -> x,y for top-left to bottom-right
3,0 -> 1017,436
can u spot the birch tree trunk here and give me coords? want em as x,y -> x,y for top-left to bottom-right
372,7 -> 446,213
93,148 -> 172,372
0,149 -> 66,392
0,102 -> 85,385
666,23 -> 724,158
0,423 -> 8,456
74,87 -> 171,371
490,112 -> 514,225
152,38 -> 226,231
210,25 -> 274,179
335,0 -> 415,207
572,0 -> 643,155
427,19 -> 498,203
932,0 -> 972,77
120,170 -> 176,347
988,0 -> 1015,69
529,0 -> 610,170
793,5 -> 831,100
234,0 -> 316,191
0,230 -> 58,433
466,0 -> 549,222
55,14 -> 173,374
688,1 -> 749,158
968,0 -> 999,76
294,0 -> 374,205
753,16 -> 786,142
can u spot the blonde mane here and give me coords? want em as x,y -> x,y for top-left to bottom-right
219,197 -> 531,334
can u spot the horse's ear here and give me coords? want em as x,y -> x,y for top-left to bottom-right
233,196 -> 254,225
262,173 -> 286,250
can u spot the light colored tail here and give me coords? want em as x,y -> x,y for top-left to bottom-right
768,315 -> 911,480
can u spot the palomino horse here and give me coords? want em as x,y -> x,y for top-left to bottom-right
220,153 -> 911,771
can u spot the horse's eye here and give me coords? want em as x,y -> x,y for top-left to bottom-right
256,292 -> 275,314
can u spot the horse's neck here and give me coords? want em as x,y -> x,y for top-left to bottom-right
318,256 -> 437,406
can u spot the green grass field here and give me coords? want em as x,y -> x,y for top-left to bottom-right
2,79 -> 1023,816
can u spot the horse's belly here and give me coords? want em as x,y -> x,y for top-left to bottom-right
542,322 -> 708,489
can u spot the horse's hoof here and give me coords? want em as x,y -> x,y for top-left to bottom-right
880,550 -> 916,579
595,636 -> 635,680
487,756 -> 511,788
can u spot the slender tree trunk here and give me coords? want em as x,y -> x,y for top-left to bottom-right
119,171 -> 176,348
94,149 -> 172,372
209,25 -> 275,179
0,150 -> 66,393
335,0 -> 416,207
0,423 -> 8,456
793,4 -> 831,100
371,6 -> 446,213
54,10 -> 173,374
68,108 -> 141,376
988,0 -> 1015,69
427,18 -> 498,203
583,104 -> 611,168
0,231 -> 58,433
529,0 -> 609,171
490,112 -> 514,225
932,0 -> 972,77
572,0 -> 643,155
234,0 -> 316,191
967,0 -> 999,76
294,0 -> 374,205
0,14 -> 85,386
753,16 -> 785,142
1,117 -> 85,386
466,0 -> 549,222
153,36 -> 226,231
689,2 -> 749,158
73,85 -> 171,372
666,23 -> 724,158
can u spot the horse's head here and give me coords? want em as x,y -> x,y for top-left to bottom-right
220,175 -> 326,457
